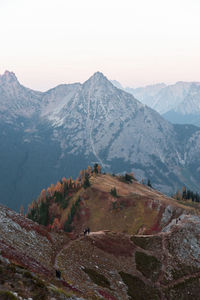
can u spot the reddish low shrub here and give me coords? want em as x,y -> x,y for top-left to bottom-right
90,234 -> 134,257
98,289 -> 118,300
9,214 -> 53,243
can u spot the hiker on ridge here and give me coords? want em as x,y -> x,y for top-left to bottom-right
83,227 -> 90,236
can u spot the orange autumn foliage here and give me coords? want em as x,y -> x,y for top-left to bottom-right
51,218 -> 61,230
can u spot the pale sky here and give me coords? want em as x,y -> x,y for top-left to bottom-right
0,0 -> 200,91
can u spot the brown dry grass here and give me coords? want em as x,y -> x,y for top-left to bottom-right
92,174 -> 197,211
77,174 -> 196,236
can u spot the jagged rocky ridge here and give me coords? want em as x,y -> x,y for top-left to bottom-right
1,71 -> 200,209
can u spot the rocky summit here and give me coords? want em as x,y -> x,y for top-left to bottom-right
0,172 -> 200,299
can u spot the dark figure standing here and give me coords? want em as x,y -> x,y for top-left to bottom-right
56,269 -> 61,279
84,227 -> 90,236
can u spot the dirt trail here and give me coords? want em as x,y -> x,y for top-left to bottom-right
89,230 -> 105,236
53,228 -> 200,298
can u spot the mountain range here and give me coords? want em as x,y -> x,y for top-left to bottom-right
1,71 -> 200,210
112,80 -> 200,126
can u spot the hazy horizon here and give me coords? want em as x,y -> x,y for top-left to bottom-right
0,0 -> 200,91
